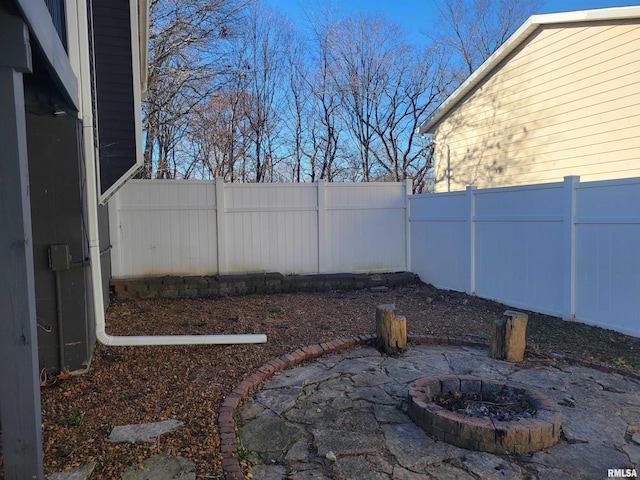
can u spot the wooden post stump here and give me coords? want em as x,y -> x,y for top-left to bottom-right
376,304 -> 407,354
491,310 -> 528,362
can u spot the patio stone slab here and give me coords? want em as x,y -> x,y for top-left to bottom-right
107,419 -> 182,445
47,463 -> 96,480
313,429 -> 384,456
237,344 -> 640,480
121,455 -> 195,480
240,412 -> 303,452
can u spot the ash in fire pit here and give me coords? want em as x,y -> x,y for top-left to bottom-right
434,386 -> 536,422
408,375 -> 562,454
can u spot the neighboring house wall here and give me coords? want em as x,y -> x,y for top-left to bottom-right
425,12 -> 640,192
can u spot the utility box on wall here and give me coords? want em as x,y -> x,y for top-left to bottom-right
48,244 -> 70,271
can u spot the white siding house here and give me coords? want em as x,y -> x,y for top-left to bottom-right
419,6 -> 640,192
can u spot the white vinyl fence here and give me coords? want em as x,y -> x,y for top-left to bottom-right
109,179 -> 411,277
409,176 -> 640,337
110,175 -> 640,337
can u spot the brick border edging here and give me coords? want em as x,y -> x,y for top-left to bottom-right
218,334 -> 640,479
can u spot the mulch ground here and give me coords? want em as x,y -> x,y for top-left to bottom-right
1,282 -> 638,478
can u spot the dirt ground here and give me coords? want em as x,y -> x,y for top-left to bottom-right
8,283 -> 639,478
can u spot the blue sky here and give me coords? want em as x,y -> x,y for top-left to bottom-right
262,0 -> 639,44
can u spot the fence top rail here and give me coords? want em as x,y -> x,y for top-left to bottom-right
325,181 -> 405,188
224,182 -> 318,189
126,179 -> 215,185
122,179 -> 408,188
576,176 -> 640,190
474,181 -> 564,196
410,191 -> 467,199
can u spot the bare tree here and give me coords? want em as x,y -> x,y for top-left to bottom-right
178,89 -> 251,180
306,17 -> 343,182
232,2 -> 291,182
321,13 -> 452,191
328,14 -> 397,182
369,44 -> 451,192
282,29 -> 313,182
141,0 -> 541,186
432,0 -> 542,76
142,0 -> 246,178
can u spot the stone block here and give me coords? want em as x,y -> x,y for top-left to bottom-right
352,274 -> 370,288
430,411 -> 458,436
495,424 -> 530,454
127,281 -> 149,292
138,290 -> 159,299
457,416 -> 488,443
536,409 -> 562,439
481,379 -> 505,396
459,377 -> 482,394
162,276 -> 183,286
450,435 -> 479,451
159,289 -> 179,298
184,276 -> 207,288
325,273 -> 353,289
440,376 -> 460,395
197,288 -> 217,297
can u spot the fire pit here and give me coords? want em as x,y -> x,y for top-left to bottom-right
407,375 -> 562,454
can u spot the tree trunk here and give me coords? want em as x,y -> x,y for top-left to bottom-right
491,311 -> 528,362
376,304 -> 407,354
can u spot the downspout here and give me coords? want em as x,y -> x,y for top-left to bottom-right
73,0 -> 265,346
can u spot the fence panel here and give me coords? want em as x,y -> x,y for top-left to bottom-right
323,183 -> 408,273
410,176 -> 640,337
473,183 -> 565,317
110,180 -> 408,277
109,180 -> 218,277
574,178 -> 640,336
222,183 -> 319,274
409,191 -> 470,291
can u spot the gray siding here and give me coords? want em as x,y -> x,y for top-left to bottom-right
91,0 -> 138,195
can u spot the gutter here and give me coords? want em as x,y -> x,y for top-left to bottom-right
73,0 -> 266,347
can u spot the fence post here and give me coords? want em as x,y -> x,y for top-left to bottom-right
466,185 -> 477,295
317,180 -> 326,274
215,177 -> 227,275
562,176 -> 579,320
404,179 -> 412,272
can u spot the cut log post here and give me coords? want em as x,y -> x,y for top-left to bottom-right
490,310 -> 528,362
376,304 -> 407,354
490,319 -> 506,359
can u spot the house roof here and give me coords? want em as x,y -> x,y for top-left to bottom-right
417,5 -> 640,134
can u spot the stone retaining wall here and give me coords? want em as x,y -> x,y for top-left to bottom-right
110,272 -> 421,301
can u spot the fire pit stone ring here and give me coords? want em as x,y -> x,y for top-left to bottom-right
407,374 -> 562,455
